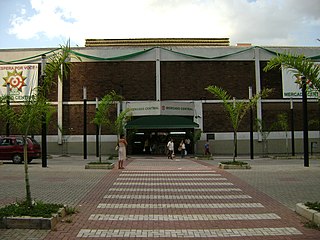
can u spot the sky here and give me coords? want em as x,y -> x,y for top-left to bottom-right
0,0 -> 319,49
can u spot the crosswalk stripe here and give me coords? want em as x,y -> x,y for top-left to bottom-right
77,227 -> 302,238
89,213 -> 280,221
122,171 -> 216,173
113,182 -> 233,186
108,188 -> 242,192
97,203 -> 264,209
120,173 -> 221,177
117,177 -> 227,181
103,194 -> 252,200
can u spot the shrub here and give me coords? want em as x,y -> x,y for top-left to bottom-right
0,200 -> 64,218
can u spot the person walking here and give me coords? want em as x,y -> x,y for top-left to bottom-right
118,134 -> 127,169
167,138 -> 174,159
179,140 -> 186,158
204,140 -> 211,156
185,138 -> 191,155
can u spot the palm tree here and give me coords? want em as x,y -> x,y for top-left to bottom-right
113,108 -> 132,136
92,91 -> 123,163
263,52 -> 320,91
206,86 -> 271,162
0,43 -> 77,208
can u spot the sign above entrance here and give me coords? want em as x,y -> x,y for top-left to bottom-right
125,101 -> 194,116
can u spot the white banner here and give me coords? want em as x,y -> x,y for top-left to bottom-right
126,101 -> 194,116
0,64 -> 38,101
282,64 -> 319,99
126,101 -> 160,116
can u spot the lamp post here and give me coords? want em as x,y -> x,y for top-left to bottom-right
95,97 -> 99,158
290,98 -> 295,156
233,97 -> 237,157
249,86 -> 254,159
41,54 -> 47,168
301,76 -> 309,167
83,87 -> 87,159
6,83 -> 10,136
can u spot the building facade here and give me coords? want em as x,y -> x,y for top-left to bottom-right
1,38 -> 319,156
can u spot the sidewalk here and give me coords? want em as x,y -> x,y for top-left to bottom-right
0,155 -> 319,239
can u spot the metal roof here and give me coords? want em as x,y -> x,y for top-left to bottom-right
85,38 -> 230,47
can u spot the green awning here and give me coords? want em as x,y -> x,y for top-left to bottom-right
125,115 -> 199,129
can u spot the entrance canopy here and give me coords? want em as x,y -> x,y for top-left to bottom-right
125,115 -> 199,129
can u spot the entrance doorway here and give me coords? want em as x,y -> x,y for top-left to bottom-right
125,115 -> 199,155
127,129 -> 194,155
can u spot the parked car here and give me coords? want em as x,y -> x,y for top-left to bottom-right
0,136 -> 41,164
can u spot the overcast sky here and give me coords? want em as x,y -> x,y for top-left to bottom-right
0,0 -> 319,49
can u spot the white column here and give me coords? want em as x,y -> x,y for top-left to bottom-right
194,101 -> 203,130
254,47 -> 262,141
156,48 -> 161,101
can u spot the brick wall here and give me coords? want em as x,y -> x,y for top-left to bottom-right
68,62 -> 156,101
161,61 -> 255,100
1,60 -> 319,137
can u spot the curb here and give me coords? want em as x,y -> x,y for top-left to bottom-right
219,163 -> 251,169
296,203 -> 320,226
85,163 -> 115,169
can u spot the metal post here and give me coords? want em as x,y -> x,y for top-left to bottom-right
6,83 -> 10,136
290,98 -> 295,156
301,76 -> 309,167
95,97 -> 99,158
233,97 -> 237,157
249,86 -> 253,159
83,87 -> 87,159
41,54 -> 47,168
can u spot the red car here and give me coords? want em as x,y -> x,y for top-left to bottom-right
0,136 -> 41,164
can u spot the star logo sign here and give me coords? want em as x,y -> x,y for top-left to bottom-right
2,69 -> 27,92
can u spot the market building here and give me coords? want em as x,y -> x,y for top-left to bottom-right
0,38 -> 319,156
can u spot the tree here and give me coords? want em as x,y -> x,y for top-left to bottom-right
263,52 -> 320,91
264,52 -> 320,162
92,91 -> 124,163
255,118 -> 274,157
0,43 -> 77,208
206,86 -> 271,162
113,108 -> 132,136
275,113 -> 289,155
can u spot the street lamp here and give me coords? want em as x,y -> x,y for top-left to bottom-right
301,76 -> 309,167
95,97 -> 99,158
233,97 -> 237,157
41,54 -> 47,168
6,83 -> 10,136
249,86 -> 254,159
83,86 -> 87,159
290,98 -> 295,156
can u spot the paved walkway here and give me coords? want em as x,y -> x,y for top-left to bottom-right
0,155 -> 319,239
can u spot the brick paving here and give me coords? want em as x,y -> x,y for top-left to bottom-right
0,156 -> 320,239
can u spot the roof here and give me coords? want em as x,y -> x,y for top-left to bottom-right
85,38 -> 230,47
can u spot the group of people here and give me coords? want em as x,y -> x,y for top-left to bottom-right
117,135 -> 209,168
166,138 -> 191,159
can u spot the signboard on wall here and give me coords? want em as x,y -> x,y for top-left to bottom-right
126,101 -> 160,116
282,64 -> 319,99
0,64 -> 38,102
160,101 -> 194,116
126,101 -> 194,116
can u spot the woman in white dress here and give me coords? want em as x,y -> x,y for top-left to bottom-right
118,134 -> 127,169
